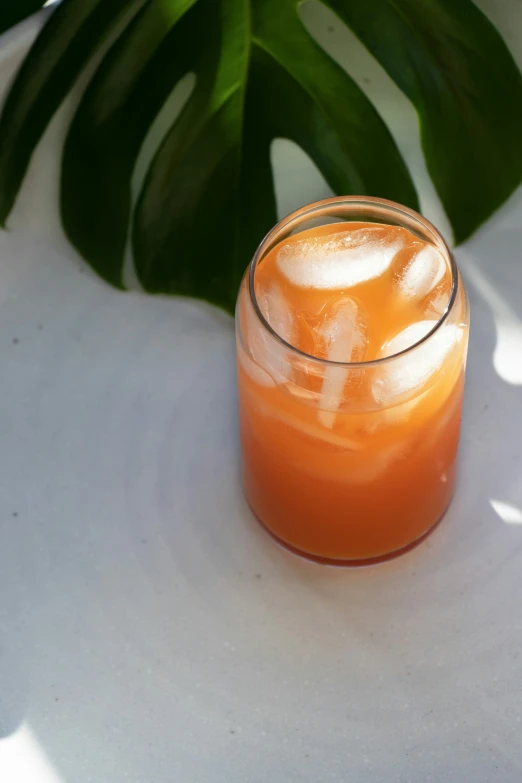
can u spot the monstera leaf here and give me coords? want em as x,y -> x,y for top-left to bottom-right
0,0 -> 522,312
0,1 -> 46,37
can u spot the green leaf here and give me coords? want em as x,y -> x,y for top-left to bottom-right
1,0 -> 522,308
324,0 -> 522,243
61,0 -> 198,288
0,0 -> 146,225
131,0 -> 418,311
0,1 -> 46,37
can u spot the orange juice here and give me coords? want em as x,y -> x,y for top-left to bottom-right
236,199 -> 469,565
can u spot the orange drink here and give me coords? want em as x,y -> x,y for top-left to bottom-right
236,198 -> 469,565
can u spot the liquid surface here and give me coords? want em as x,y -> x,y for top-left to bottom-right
236,220 -> 469,563
255,221 -> 452,364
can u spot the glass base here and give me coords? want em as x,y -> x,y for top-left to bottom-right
252,507 -> 448,568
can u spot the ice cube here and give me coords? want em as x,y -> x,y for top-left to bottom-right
257,282 -> 294,345
316,296 -> 368,427
396,244 -> 446,299
424,272 -> 452,318
237,343 -> 275,387
373,320 -> 463,404
425,289 -> 450,318
346,441 -> 407,483
244,282 -> 295,384
276,227 -> 403,289
266,399 -> 363,450
380,320 -> 436,358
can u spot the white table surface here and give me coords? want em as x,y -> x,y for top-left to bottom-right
1,3 -> 522,782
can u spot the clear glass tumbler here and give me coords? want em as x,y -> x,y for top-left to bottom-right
235,197 -> 469,565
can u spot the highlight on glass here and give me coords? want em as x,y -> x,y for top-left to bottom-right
235,197 -> 470,566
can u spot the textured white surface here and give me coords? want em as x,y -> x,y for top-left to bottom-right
1,4 -> 522,782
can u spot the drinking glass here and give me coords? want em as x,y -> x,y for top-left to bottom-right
235,197 -> 469,565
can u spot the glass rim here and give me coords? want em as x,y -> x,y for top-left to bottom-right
248,196 -> 459,368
